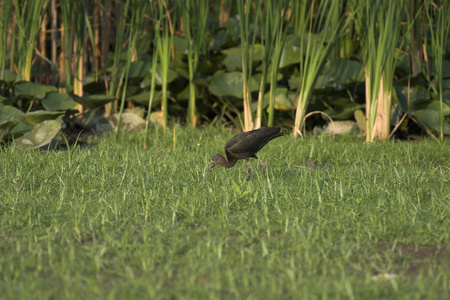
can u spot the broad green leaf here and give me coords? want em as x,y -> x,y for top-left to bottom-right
0,70 -> 17,84
323,58 -> 365,84
412,109 -> 450,135
314,75 -> 341,90
354,110 -> 366,132
211,28 -> 237,50
14,82 -> 57,100
75,94 -> 116,109
0,95 -> 13,105
209,71 -> 259,98
13,120 -> 62,150
222,47 -> 242,71
176,85 -> 191,101
222,45 -> 265,71
414,100 -> 450,116
172,35 -> 188,55
394,85 -> 430,113
42,92 -> 77,111
0,103 -> 25,125
263,88 -> 293,111
288,75 -> 301,90
128,61 -> 152,80
141,65 -> 178,87
196,59 -> 215,76
324,104 -> 364,120
279,45 -> 302,68
252,72 -> 283,84
280,34 -> 324,68
442,89 -> 450,106
284,34 -> 302,47
8,121 -> 33,138
0,122 -> 16,140
127,91 -> 162,107
289,74 -> 339,91
23,110 -> 64,125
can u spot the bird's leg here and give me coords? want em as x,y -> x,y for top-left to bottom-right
254,155 -> 266,173
245,159 -> 252,181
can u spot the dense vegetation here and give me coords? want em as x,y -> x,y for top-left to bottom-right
1,2 -> 449,298
1,128 -> 449,298
0,1 -> 449,147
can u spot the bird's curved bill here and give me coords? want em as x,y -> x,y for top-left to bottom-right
204,161 -> 215,177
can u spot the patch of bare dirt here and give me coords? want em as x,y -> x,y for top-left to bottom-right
376,242 -> 450,278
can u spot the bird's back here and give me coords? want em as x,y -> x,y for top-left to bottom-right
225,127 -> 283,159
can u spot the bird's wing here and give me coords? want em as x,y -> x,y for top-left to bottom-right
226,128 -> 282,158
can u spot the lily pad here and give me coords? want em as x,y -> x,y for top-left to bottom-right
324,104 -> 364,120
0,95 -> 13,105
128,61 -> 152,80
354,110 -> 366,132
412,108 -> 450,135
176,85 -> 191,101
23,110 -> 65,125
0,122 -> 16,140
222,45 -> 265,71
209,71 -> 259,98
323,58 -> 365,84
140,66 -> 178,87
42,92 -> 77,111
7,121 -> 33,138
75,94 -> 116,109
279,45 -> 302,68
279,33 -> 324,68
14,82 -> 57,100
314,75 -> 341,91
127,91 -> 162,107
173,35 -> 188,55
0,70 -> 17,85
414,100 -> 450,116
394,85 -> 430,113
0,103 -> 25,125
13,120 -> 62,150
288,74 -> 338,91
263,88 -> 293,111
252,72 -> 283,84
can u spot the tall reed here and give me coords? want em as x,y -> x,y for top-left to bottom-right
144,5 -> 161,149
60,0 -> 96,99
114,0 -> 146,137
107,0 -> 131,116
425,0 -> 450,142
0,0 -> 13,75
256,0 -> 290,127
407,0 -> 425,76
13,0 -> 49,81
237,0 -> 262,131
293,0 -> 345,138
354,1 -> 403,141
178,0 -> 209,128
157,0 -> 175,130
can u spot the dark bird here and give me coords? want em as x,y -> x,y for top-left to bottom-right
205,127 -> 284,180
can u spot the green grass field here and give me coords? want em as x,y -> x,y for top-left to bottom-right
1,127 -> 449,299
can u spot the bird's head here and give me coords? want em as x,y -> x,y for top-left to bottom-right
204,154 -> 222,177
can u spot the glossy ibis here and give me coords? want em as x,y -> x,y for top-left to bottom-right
204,127 -> 283,180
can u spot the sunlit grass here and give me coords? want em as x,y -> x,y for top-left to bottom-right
0,128 -> 449,299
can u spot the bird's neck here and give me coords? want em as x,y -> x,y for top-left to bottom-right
219,155 -> 238,168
